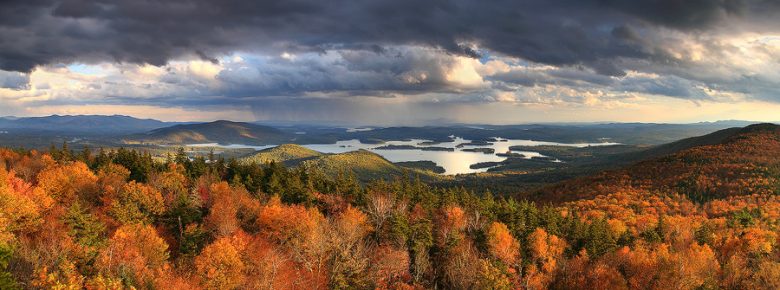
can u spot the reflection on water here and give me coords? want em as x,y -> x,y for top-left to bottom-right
188,137 -> 619,175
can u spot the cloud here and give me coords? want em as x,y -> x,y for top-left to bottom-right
0,71 -> 29,89
214,47 -> 488,98
1,0 -> 777,74
2,0 -> 780,123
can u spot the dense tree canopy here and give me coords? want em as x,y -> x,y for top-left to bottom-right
1,126 -> 780,289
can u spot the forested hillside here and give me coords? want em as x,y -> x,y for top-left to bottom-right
0,124 -> 779,289
240,144 -> 323,165
537,123 -> 780,203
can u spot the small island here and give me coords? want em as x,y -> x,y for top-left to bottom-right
359,138 -> 386,144
374,144 -> 417,150
395,160 -> 446,174
461,147 -> 495,154
455,140 -> 494,148
469,161 -> 501,169
496,152 -> 525,158
418,140 -> 447,146
421,146 -> 455,152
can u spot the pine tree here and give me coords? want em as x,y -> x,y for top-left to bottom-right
60,140 -> 72,161
174,147 -> 189,165
78,145 -> 92,166
584,218 -> 616,257
0,245 -> 19,290
695,222 -> 715,246
229,173 -> 243,188
49,142 -> 60,161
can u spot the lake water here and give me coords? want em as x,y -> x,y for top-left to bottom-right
188,137 -> 619,175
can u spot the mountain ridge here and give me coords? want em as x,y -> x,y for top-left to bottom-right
533,123 -> 780,203
0,114 -> 174,134
124,120 -> 293,145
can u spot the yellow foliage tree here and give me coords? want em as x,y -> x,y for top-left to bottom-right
195,234 -> 247,290
96,224 -> 170,287
37,161 -> 97,204
485,221 -> 520,266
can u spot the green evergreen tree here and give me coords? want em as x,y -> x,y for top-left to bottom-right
0,244 -> 19,290
49,142 -> 60,161
60,140 -> 72,161
584,218 -> 617,257
695,222 -> 715,246
64,202 -> 107,274
78,145 -> 92,166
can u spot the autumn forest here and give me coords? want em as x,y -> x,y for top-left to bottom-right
0,124 -> 779,289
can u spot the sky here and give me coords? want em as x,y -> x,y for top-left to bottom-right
1,0 -> 780,125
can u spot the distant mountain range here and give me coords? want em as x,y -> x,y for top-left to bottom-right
0,114 -> 774,149
0,115 -> 175,134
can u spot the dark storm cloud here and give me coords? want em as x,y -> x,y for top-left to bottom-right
488,66 -> 617,90
0,0 -> 775,74
617,75 -> 709,99
601,0 -> 748,29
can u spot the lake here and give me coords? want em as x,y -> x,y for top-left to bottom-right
188,137 -> 619,175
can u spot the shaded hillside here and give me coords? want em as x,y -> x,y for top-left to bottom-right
125,120 -> 292,145
532,123 -> 780,203
240,144 -> 322,166
609,126 -> 744,164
